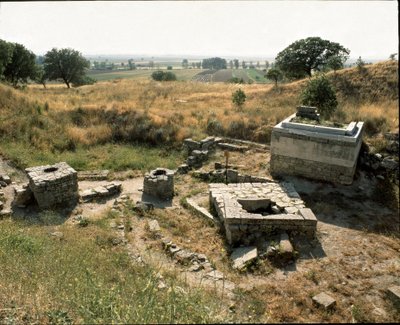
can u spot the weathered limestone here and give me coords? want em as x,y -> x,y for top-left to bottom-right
209,182 -> 317,246
26,162 -> 78,209
77,170 -> 110,181
270,113 -> 364,185
387,286 -> 400,307
13,183 -> 33,207
312,292 -> 336,310
80,182 -> 122,202
217,143 -> 249,152
230,246 -> 258,270
143,168 -> 174,200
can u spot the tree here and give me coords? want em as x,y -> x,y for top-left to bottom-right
3,42 -> 37,87
242,61 -> 247,69
300,75 -> 338,119
229,60 -> 233,69
34,64 -> 47,88
43,48 -> 90,88
233,59 -> 239,69
256,61 -> 260,69
389,53 -> 397,60
201,57 -> 227,70
265,60 -> 269,70
182,59 -> 189,69
0,39 -> 14,78
265,68 -> 283,87
232,88 -> 246,110
326,55 -> 345,73
148,60 -> 154,69
356,56 -> 366,72
195,62 -> 201,69
275,37 -> 350,79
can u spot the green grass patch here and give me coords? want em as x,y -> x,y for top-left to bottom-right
247,69 -> 269,83
0,141 -> 183,172
0,219 -> 224,323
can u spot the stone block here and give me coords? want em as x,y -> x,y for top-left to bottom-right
230,246 -> 258,270
387,286 -> 400,307
312,292 -> 336,310
0,175 -> 11,185
148,219 -> 161,233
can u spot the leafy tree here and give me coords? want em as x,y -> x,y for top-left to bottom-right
229,60 -> 233,69
34,64 -> 47,88
202,57 -> 227,70
3,42 -> 37,87
167,66 -> 173,70
242,61 -> 247,69
0,39 -> 14,78
232,88 -> 246,110
72,75 -> 96,87
233,59 -> 239,69
275,37 -> 350,79
265,60 -> 269,70
326,55 -> 345,73
265,68 -> 283,87
256,61 -> 260,69
151,70 -> 176,81
389,53 -> 397,60
300,75 -> 338,119
195,62 -> 201,69
182,59 -> 189,69
43,48 -> 90,88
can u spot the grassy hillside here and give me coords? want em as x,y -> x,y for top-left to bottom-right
0,60 -> 398,170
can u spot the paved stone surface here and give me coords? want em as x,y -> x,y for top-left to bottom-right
230,246 -> 258,270
312,292 -> 336,310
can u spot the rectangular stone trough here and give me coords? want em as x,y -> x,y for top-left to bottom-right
209,182 -> 317,246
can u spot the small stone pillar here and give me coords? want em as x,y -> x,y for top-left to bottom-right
26,162 -> 78,209
143,168 -> 174,200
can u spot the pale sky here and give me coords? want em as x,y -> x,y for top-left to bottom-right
0,1 -> 398,59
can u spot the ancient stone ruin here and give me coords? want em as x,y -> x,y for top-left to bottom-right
26,162 -> 78,209
209,182 -> 317,246
270,108 -> 364,185
143,168 -> 174,200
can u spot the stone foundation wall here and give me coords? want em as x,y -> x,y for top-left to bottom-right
270,154 -> 356,185
270,114 -> 364,185
26,162 -> 78,209
209,183 -> 317,246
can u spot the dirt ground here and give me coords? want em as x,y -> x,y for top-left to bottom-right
1,148 -> 399,323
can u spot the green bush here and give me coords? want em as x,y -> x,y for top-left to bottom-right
232,89 -> 246,109
301,75 -> 338,119
151,70 -> 177,81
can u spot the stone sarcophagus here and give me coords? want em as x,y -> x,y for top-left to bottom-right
270,111 -> 364,185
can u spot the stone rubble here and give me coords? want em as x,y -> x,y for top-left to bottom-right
77,170 -> 110,181
80,182 -> 122,202
386,285 -> 400,307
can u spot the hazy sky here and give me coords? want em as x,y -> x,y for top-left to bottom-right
0,1 -> 398,59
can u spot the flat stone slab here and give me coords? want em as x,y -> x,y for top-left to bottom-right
218,142 -> 249,152
77,170 -> 110,181
185,198 -> 216,223
231,246 -> 258,270
387,286 -> 400,306
312,292 -> 336,310
148,219 -> 161,233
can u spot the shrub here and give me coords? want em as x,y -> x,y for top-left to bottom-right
206,118 -> 224,136
301,75 -> 338,119
363,116 -> 387,136
151,70 -> 176,81
232,89 -> 246,110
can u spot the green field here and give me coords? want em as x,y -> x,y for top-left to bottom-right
87,69 -> 203,81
